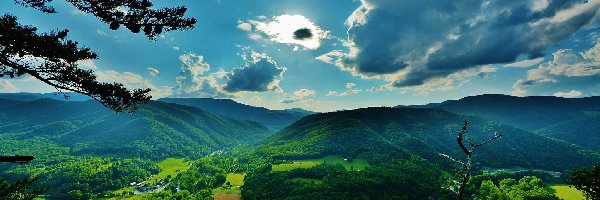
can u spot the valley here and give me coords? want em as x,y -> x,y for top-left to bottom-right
1,94 -> 599,199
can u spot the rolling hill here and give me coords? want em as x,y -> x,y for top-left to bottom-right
0,98 -> 272,159
415,94 -> 600,152
158,98 -> 316,130
255,107 -> 600,172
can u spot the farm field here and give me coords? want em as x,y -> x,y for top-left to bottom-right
550,185 -> 585,200
271,155 -> 371,172
147,158 -> 189,184
213,173 -> 245,194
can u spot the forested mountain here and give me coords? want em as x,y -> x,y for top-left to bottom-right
0,98 -> 272,159
419,94 -> 600,131
415,94 -> 600,153
159,98 -> 316,130
255,107 -> 600,172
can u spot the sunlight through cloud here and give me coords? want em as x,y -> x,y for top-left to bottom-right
239,14 -> 330,50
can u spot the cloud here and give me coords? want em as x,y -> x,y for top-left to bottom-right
236,20 -> 253,31
504,58 -> 545,68
96,29 -> 108,36
173,53 -> 235,98
553,90 -> 583,98
400,65 -> 498,96
327,82 -> 362,96
513,41 -> 600,96
0,79 -> 18,92
173,51 -> 285,98
148,67 -> 160,77
281,89 -> 317,104
322,0 -> 600,88
76,59 -> 97,70
224,52 -> 286,93
316,50 -> 345,65
95,70 -> 172,98
238,15 -> 331,50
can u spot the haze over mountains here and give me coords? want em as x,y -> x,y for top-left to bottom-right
158,98 -> 316,130
414,94 -> 600,151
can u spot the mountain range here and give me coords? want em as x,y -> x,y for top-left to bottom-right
158,98 -> 316,130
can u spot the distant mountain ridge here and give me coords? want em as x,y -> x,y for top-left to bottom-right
0,92 -> 92,102
412,94 -> 600,151
256,107 -> 600,172
0,98 -> 272,159
159,98 -> 316,130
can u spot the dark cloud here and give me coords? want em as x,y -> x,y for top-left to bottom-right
293,28 -> 313,40
224,59 -> 286,93
331,0 -> 600,87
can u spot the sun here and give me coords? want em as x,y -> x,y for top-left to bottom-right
258,14 -> 329,50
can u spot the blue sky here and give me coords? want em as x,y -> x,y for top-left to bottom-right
1,0 -> 600,112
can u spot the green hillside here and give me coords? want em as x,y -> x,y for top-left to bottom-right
256,107 -> 600,172
158,98 -> 315,130
0,99 -> 272,159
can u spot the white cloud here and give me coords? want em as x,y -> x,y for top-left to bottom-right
327,82 -> 362,96
173,53 -> 235,98
148,67 -> 160,77
76,59 -> 97,70
236,20 -> 252,31
316,50 -> 345,65
0,76 -> 54,93
0,79 -> 18,92
504,58 -> 545,68
239,15 -> 331,50
513,40 -> 600,96
95,70 -> 172,98
96,29 -> 108,36
553,90 -> 583,98
281,89 -> 317,104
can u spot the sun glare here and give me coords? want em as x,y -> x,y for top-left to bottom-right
258,14 -> 328,50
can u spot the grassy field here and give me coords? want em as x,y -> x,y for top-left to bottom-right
146,158 -> 189,184
549,185 -> 585,200
272,155 -> 371,172
213,173 -> 245,195
225,173 -> 244,186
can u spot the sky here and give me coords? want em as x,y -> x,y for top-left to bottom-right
1,0 -> 600,112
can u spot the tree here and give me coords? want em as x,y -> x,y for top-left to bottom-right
443,120 -> 502,200
566,164 -> 600,200
1,0 -> 196,113
0,177 -> 46,200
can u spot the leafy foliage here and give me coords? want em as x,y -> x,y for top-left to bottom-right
0,177 -> 45,200
14,0 -> 196,39
478,176 -> 559,200
2,0 -> 196,112
0,14 -> 151,113
566,164 -> 600,199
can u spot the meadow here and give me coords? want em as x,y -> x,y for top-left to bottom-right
146,158 -> 189,184
550,185 -> 585,200
213,173 -> 246,195
271,155 -> 371,172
